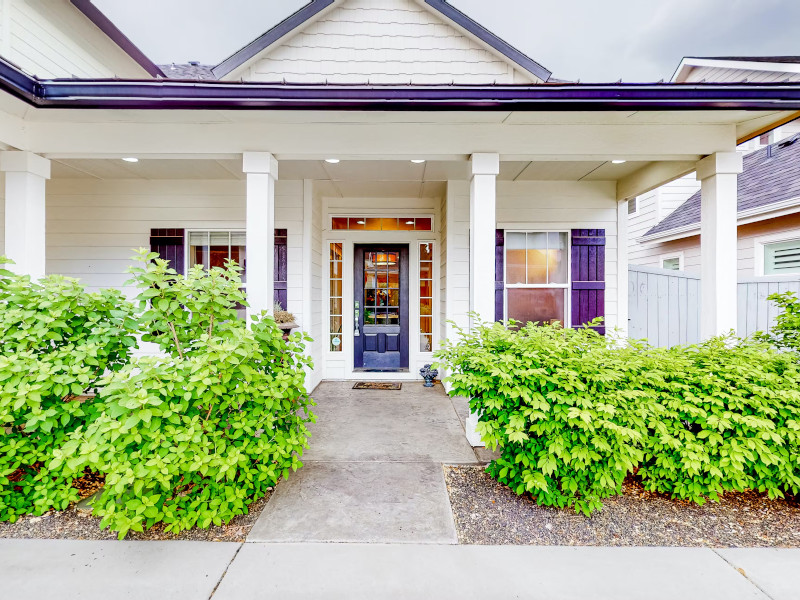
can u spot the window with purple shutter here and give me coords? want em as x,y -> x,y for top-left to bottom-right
495,229 -> 504,321
274,229 -> 288,310
149,228 -> 185,274
570,229 -> 606,334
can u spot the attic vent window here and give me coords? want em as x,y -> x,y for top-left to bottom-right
628,198 -> 638,215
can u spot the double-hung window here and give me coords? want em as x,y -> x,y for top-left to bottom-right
505,231 -> 569,326
188,231 -> 247,318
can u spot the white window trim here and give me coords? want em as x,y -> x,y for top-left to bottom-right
755,232 -> 800,277
660,252 -> 684,271
503,230 -> 571,326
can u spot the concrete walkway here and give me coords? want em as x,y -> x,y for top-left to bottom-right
247,380 -> 477,543
2,539 -> 798,599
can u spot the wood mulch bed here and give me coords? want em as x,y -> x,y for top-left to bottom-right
445,465 -> 800,547
0,470 -> 272,542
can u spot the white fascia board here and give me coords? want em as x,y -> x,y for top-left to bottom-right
672,57 -> 800,82
639,196 -> 800,243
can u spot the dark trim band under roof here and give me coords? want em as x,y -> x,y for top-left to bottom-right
4,57 -> 800,111
211,0 -> 551,82
70,0 -> 165,78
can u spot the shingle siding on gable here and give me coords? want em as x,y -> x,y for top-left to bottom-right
1,0 -> 147,79
242,0 -> 536,84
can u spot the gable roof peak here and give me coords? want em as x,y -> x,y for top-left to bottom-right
212,0 -> 551,83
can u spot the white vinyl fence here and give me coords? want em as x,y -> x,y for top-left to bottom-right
628,265 -> 800,347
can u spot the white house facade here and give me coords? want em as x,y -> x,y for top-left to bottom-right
1,0 -> 799,411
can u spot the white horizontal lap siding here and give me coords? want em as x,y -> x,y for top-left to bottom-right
45,180 -> 246,298
45,177 -> 307,330
7,0 -> 143,78
245,0 -> 530,84
495,181 -> 620,330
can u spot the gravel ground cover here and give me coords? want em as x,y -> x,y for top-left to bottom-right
445,465 -> 800,547
0,484 -> 272,542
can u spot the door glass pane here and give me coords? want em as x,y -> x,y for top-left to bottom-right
348,217 -> 366,230
420,242 -> 433,261
332,217 -> 348,230
420,316 -> 432,334
365,218 -> 382,230
420,298 -> 432,315
507,288 -> 565,326
419,261 -> 433,279
420,280 -> 432,298
506,232 -> 527,284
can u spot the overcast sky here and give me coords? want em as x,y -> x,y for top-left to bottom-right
95,0 -> 800,82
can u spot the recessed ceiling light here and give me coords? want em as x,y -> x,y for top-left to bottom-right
411,159 -> 426,164
406,220 -> 415,225
122,157 -> 139,163
356,220 -> 366,225
325,158 -> 340,164
611,159 -> 627,164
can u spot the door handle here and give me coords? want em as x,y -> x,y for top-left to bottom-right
354,301 -> 360,337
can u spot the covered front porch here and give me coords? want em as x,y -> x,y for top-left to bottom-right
0,98 -> 787,389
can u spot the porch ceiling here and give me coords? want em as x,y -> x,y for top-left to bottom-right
49,157 -> 649,193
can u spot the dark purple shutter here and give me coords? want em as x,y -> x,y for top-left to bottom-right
495,229 -> 504,321
149,228 -> 185,274
570,229 -> 606,334
274,228 -> 288,310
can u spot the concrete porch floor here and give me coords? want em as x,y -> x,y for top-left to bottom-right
247,380 -> 479,543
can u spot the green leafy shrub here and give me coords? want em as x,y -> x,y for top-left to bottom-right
638,338 -> 800,503
0,259 -> 137,521
435,319 -> 650,516
59,251 -> 314,538
435,318 -> 800,515
756,291 -> 800,355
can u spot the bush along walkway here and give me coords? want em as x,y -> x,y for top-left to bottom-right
0,252 -> 314,540
435,316 -> 800,519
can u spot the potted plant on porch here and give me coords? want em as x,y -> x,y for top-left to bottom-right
274,301 -> 299,340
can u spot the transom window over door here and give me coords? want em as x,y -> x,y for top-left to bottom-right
505,232 -> 569,326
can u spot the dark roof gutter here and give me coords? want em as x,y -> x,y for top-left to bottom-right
423,0 -> 551,82
5,57 -> 800,111
70,0 -> 165,78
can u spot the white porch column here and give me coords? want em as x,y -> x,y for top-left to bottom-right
469,153 -> 499,323
697,151 -> 743,339
466,153 -> 499,447
0,151 -> 50,280
243,152 -> 278,320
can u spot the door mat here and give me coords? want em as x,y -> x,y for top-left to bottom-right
353,382 -> 402,390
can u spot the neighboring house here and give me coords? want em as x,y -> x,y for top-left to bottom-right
638,137 -> 800,278
629,56 -> 800,275
1,0 -> 799,444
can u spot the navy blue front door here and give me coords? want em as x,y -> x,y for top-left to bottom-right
354,244 -> 409,371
